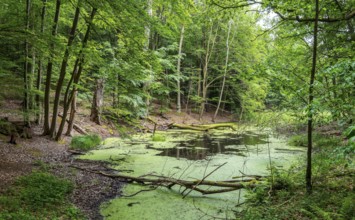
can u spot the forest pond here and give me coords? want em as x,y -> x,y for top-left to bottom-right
80,126 -> 305,219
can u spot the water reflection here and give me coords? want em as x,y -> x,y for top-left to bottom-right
147,131 -> 269,160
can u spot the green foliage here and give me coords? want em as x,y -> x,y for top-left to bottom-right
0,172 -> 83,219
70,134 -> 102,151
288,133 -> 341,148
15,172 -> 73,210
343,125 -> 355,139
240,133 -> 354,220
340,195 -> 355,219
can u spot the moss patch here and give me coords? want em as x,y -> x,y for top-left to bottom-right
0,171 -> 84,219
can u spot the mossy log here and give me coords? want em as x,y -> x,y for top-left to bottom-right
169,123 -> 236,131
0,117 -> 33,144
70,165 -> 263,196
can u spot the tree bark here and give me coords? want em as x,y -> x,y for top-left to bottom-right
176,25 -> 185,113
35,0 -> 47,125
144,0 -> 153,117
43,0 -> 60,135
49,5 -> 80,138
65,90 -> 76,136
213,20 -> 232,122
56,7 -> 97,140
90,78 -> 104,125
23,0 -> 31,123
199,23 -> 218,120
306,0 -> 319,194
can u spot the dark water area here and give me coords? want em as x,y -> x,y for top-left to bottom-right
147,131 -> 269,160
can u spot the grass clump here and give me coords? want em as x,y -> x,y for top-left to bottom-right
70,134 -> 101,151
0,171 -> 84,219
152,134 -> 166,142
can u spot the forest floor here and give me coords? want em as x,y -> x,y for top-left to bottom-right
0,100 -> 233,219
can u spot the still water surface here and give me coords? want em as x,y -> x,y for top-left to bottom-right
81,127 -> 304,219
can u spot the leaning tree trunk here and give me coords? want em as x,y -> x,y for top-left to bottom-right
49,5 -> 80,138
306,0 -> 319,194
43,0 -> 60,135
90,78 -> 104,125
213,20 -> 232,122
176,25 -> 185,113
55,7 -> 97,140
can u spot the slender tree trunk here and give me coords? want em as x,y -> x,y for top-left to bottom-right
199,24 -> 218,120
50,5 -> 80,138
23,0 -> 31,122
65,90 -> 76,136
185,68 -> 193,113
144,0 -> 153,117
90,78 -> 104,125
177,25 -> 185,113
43,0 -> 60,135
35,0 -> 47,124
55,7 -> 97,140
213,20 -> 232,122
145,0 -> 153,49
306,0 -> 319,194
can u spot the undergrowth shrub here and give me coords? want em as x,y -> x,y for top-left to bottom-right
16,172 -> 73,210
340,195 -> 355,219
70,134 -> 101,150
240,132 -> 354,220
288,133 -> 341,148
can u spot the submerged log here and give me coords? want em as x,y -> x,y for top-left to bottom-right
169,123 -> 236,131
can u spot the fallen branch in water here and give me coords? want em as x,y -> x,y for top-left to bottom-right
70,165 -> 264,196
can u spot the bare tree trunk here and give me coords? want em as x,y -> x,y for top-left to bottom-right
144,0 -> 153,117
199,23 -> 218,120
145,0 -> 153,50
213,20 -> 232,122
43,0 -> 60,135
50,5 -> 80,138
176,25 -> 185,113
185,67 -> 193,113
65,90 -> 76,136
177,25 -> 185,113
35,0 -> 47,125
90,78 -> 104,125
23,0 -> 31,123
306,0 -> 319,194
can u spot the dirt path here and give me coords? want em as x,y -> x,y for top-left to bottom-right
0,126 -> 125,219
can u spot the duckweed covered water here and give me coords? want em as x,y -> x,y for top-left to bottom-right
80,127 -> 305,219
